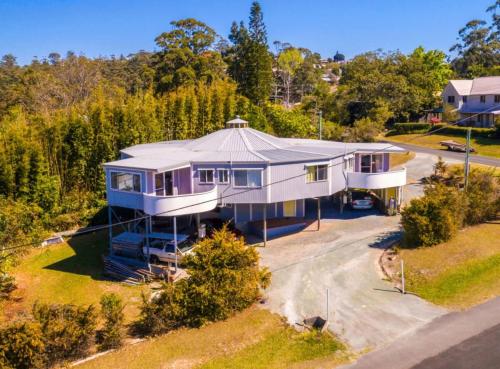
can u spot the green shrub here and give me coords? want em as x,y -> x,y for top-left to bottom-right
98,293 -> 125,350
32,302 -> 97,365
401,184 -> 464,247
463,170 -> 500,225
346,117 -> 384,142
0,322 -> 45,369
138,226 -> 271,335
429,124 -> 495,138
0,272 -> 16,301
393,122 -> 431,134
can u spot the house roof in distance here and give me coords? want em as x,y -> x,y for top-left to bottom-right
448,77 -> 500,96
104,121 -> 406,171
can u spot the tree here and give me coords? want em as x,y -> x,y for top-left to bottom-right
227,2 -> 273,105
276,48 -> 304,106
154,18 -> 226,91
138,226 -> 270,335
450,2 -> 500,77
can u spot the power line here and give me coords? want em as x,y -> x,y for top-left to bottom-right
2,103 -> 499,254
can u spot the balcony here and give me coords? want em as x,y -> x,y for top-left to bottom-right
347,168 -> 406,190
143,186 -> 218,216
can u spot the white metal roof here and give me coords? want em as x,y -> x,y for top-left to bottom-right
448,77 -> 500,96
104,127 -> 405,171
449,80 -> 473,95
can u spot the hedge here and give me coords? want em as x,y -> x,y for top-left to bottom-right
392,123 -> 431,134
429,124 -> 496,138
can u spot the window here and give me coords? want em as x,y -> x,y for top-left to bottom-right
495,95 -> 500,103
463,96 -> 468,103
233,169 -> 262,187
218,169 -> 229,184
480,95 -> 486,103
306,164 -> 328,183
447,96 -> 455,104
111,172 -> 141,192
360,154 -> 384,173
154,171 -> 173,196
199,169 -> 214,184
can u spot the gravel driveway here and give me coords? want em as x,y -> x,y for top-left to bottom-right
259,153 -> 460,351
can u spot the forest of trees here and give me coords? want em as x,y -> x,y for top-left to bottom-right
0,1 -> 498,247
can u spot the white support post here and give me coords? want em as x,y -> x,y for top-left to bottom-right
145,216 -> 151,271
317,197 -> 321,231
263,205 -> 267,247
464,127 -> 471,191
174,216 -> 178,273
108,205 -> 113,256
401,259 -> 405,294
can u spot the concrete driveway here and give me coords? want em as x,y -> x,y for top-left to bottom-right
259,153 -> 460,351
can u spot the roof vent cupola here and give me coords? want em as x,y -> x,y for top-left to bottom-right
226,115 -> 249,129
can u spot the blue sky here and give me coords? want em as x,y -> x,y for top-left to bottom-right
0,0 -> 494,65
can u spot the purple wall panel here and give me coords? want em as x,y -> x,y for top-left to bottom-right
175,167 -> 192,195
355,154 -> 360,172
383,153 -> 390,171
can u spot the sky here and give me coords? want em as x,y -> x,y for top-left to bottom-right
0,0 -> 495,65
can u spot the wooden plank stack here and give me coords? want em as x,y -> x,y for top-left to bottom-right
103,256 -> 147,285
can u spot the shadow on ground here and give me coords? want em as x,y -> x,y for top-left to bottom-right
43,229 -> 109,280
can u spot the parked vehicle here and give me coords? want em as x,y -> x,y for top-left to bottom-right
350,191 -> 375,210
439,140 -> 475,153
142,237 -> 193,265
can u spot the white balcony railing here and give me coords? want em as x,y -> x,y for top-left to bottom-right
347,168 -> 406,189
143,186 -> 218,216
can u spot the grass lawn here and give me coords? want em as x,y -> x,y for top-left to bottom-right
399,222 -> 500,309
389,152 -> 416,168
2,230 -> 147,323
385,133 -> 500,159
75,307 -> 349,369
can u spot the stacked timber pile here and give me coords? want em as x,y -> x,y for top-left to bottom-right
103,256 -> 152,285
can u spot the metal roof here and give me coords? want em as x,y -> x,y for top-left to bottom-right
104,127 -> 405,171
449,77 -> 500,96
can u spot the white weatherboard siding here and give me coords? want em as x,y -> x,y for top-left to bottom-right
347,168 -> 406,190
143,186 -> 218,216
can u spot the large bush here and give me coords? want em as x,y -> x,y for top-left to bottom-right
0,322 -> 45,369
401,184 -> 464,247
32,303 -> 97,366
138,226 -> 271,335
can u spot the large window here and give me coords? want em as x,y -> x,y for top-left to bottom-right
447,95 -> 455,104
463,96 -> 468,103
495,95 -> 500,103
218,169 -> 229,184
306,164 -> 328,183
360,154 -> 384,173
111,172 -> 141,192
233,169 -> 262,188
199,169 -> 214,184
480,95 -> 486,103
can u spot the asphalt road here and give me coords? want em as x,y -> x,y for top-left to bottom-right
382,140 -> 500,167
342,297 -> 500,369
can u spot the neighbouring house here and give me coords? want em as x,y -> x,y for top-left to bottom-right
442,76 -> 500,127
103,117 -> 407,258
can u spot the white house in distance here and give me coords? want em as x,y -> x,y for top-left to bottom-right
103,117 -> 407,259
442,76 -> 500,127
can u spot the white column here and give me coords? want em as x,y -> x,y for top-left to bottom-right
174,216 -> 178,273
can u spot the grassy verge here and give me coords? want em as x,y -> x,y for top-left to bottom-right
389,152 -> 416,168
75,307 -> 349,369
385,133 -> 500,159
399,222 -> 500,309
2,230 -> 147,323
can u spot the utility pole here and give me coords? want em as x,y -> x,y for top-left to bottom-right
318,110 -> 323,140
464,127 -> 471,191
